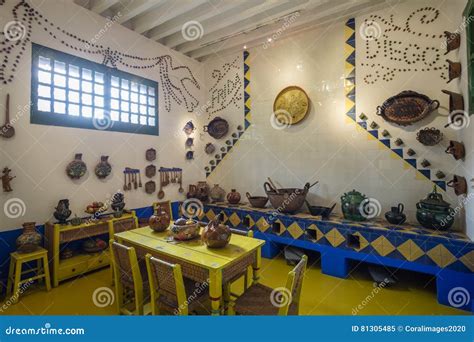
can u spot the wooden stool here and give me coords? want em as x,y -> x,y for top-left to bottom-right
6,248 -> 51,304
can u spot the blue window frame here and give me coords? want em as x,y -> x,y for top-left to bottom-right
31,43 -> 159,135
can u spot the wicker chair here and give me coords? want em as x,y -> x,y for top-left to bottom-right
145,254 -> 210,315
230,255 -> 308,315
110,240 -> 150,315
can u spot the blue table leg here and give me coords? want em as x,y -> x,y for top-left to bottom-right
321,250 -> 349,278
436,268 -> 474,312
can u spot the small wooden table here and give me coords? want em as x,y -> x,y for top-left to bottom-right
114,227 -> 264,315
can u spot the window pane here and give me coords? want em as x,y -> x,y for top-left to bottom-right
121,101 -> 129,112
149,97 -> 155,106
148,117 -> 156,126
111,99 -> 119,110
82,80 -> 92,93
140,94 -> 147,104
68,90 -> 80,103
69,104 -> 80,116
140,105 -> 147,114
120,112 -> 129,122
130,114 -> 138,124
121,90 -> 129,100
82,93 -> 92,106
131,103 -> 138,113
130,92 -> 138,103
94,84 -> 104,95
94,107 -> 104,119
38,99 -> 51,112
94,96 -> 104,107
38,71 -> 52,84
148,86 -> 155,95
111,110 -> 119,121
68,78 -> 80,90
131,82 -> 138,92
38,56 -> 51,71
139,115 -> 147,125
121,79 -> 129,89
54,74 -> 66,87
111,76 -> 119,87
54,88 -> 66,101
82,105 -> 92,117
54,101 -> 66,114
38,85 -> 51,98
54,61 -> 66,74
111,87 -> 119,98
82,68 -> 92,80
140,84 -> 147,94
148,107 -> 154,116
95,72 -> 104,83
69,65 -> 80,77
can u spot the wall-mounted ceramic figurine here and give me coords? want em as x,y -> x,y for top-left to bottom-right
436,171 -> 446,179
66,153 -> 87,180
186,151 -> 194,160
370,121 -> 378,129
443,31 -> 460,54
407,148 -> 416,156
205,143 -> 215,154
185,137 -> 194,147
0,94 -> 14,138
394,138 -> 404,146
421,159 -> 431,168
95,156 -> 111,179
447,175 -> 467,196
146,148 -> 156,161
445,140 -> 465,160
359,113 -> 368,121
447,60 -> 461,83
416,127 -> 443,146
1,167 -> 15,192
381,129 -> 390,137
183,121 -> 195,135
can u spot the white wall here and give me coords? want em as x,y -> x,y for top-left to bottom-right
0,0 -> 206,232
206,0 -> 468,231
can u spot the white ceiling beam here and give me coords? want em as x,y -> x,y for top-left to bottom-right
147,0 -> 255,42
132,0 -> 207,34
176,0 -> 311,54
193,0 -> 387,59
114,0 -> 165,24
162,0 -> 292,49
90,0 -> 120,14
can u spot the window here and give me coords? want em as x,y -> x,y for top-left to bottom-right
465,0 -> 474,115
31,43 -> 159,135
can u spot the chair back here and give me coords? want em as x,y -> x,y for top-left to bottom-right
230,228 -> 254,238
145,254 -> 188,315
110,240 -> 144,315
279,255 -> 307,315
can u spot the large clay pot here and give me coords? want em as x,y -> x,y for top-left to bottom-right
416,186 -> 454,230
16,222 -> 42,253
95,155 -> 112,179
66,153 -> 87,179
196,181 -> 210,202
209,184 -> 226,203
54,199 -> 72,224
341,190 -> 367,222
227,189 -> 241,205
149,208 -> 171,232
202,214 -> 231,248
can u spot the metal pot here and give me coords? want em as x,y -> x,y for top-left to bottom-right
204,117 -> 229,139
416,186 -> 454,230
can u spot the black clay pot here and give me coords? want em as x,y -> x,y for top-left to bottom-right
385,203 -> 406,225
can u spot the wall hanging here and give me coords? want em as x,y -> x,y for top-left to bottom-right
205,143 -> 215,155
444,31 -> 460,54
445,140 -> 465,160
145,180 -> 156,194
416,127 -> 443,146
123,168 -> 141,191
273,86 -> 309,125
53,199 -> 71,224
376,91 -> 439,126
94,156 -> 111,179
447,175 -> 467,196
185,137 -> 194,147
204,116 -> 229,139
1,166 -> 15,192
447,60 -> 461,83
145,165 -> 156,178
145,148 -> 156,162
183,121 -> 195,135
416,186 -> 454,230
66,153 -> 87,180
158,167 -> 183,198
0,93 -> 14,138
185,151 -> 194,160
0,1 -> 199,112
442,89 -> 464,113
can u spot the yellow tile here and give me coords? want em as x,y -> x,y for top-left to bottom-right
228,212 -> 241,227
286,222 -> 303,240
427,244 -> 456,268
255,217 -> 270,232
397,239 -> 424,262
371,235 -> 395,257
205,209 -> 216,221
459,251 -> 474,272
325,228 -> 345,247
307,224 -> 324,242
352,232 -> 369,252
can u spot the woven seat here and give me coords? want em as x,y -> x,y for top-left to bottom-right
231,255 -> 308,316
145,254 -> 210,315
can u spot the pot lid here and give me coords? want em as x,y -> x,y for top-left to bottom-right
419,186 -> 450,208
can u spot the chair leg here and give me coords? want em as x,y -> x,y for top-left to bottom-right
223,282 -> 231,314
6,257 -> 15,298
42,255 -> 51,292
11,260 -> 22,304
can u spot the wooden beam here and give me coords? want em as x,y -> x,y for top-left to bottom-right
147,0 -> 255,42
115,0 -> 165,24
132,0 -> 207,34
90,0 -> 120,14
175,0 -> 311,54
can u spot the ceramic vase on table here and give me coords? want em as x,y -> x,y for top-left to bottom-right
149,207 -> 171,232
209,184 -> 225,203
227,189 -> 241,205
202,213 -> 231,248
16,222 -> 42,253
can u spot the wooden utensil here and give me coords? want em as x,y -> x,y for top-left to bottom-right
1,94 -> 14,138
127,169 -> 132,190
138,171 -> 142,187
308,181 -> 319,189
158,171 -> 165,199
178,172 -> 184,193
133,171 -> 138,189
123,172 -> 127,191
267,177 -> 280,194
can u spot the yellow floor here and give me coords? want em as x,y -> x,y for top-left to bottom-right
0,255 -> 467,315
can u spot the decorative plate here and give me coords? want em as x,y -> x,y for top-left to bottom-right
273,86 -> 310,125
416,127 -> 443,146
66,153 -> 87,179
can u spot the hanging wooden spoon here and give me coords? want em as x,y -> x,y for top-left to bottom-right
178,172 -> 184,193
158,171 -> 165,199
123,172 -> 127,191
138,171 -> 142,188
133,170 -> 138,189
1,94 -> 15,138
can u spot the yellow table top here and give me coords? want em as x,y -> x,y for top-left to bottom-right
114,226 -> 264,270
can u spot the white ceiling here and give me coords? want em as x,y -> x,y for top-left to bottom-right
75,0 -> 399,60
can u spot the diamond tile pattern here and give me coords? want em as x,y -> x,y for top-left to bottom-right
287,222 -> 304,239
228,212 -> 241,227
371,236 -> 396,256
398,239 -> 424,262
325,228 -> 345,247
255,217 -> 270,232
427,244 -> 456,268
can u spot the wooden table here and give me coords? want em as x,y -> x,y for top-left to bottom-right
114,227 -> 264,315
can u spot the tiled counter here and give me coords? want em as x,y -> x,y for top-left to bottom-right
201,203 -> 474,312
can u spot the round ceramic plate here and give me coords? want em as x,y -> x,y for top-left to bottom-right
273,86 -> 310,125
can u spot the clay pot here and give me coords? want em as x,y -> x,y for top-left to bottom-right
447,60 -> 461,83
95,155 -> 111,179
385,204 -> 406,225
447,175 -> 468,196
149,208 -> 171,232
209,184 -> 226,203
246,192 -> 268,208
227,189 -> 241,205
445,141 -> 465,160
54,199 -> 72,224
442,90 -> 464,113
202,214 -> 231,248
66,153 -> 87,179
444,31 -> 460,54
205,143 -> 215,155
16,222 -> 42,253
196,181 -> 210,202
